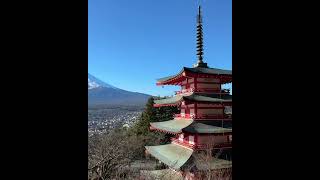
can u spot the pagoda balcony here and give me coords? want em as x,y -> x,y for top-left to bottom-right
171,138 -> 232,150
175,88 -> 231,95
175,114 -> 193,119
194,88 -> 230,94
195,142 -> 232,150
196,114 -> 232,120
175,114 -> 232,120
171,138 -> 196,149
175,88 -> 195,95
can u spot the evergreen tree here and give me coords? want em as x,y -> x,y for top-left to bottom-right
131,97 -> 155,135
130,97 -> 179,138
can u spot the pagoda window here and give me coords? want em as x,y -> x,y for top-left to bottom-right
189,135 -> 195,145
179,134 -> 184,142
190,108 -> 195,115
181,108 -> 185,114
224,106 -> 232,114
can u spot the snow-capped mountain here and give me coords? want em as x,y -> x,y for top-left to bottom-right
88,79 -> 100,89
88,73 -> 117,89
88,73 -> 150,106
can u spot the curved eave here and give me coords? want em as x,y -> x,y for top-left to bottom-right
145,143 -> 194,170
156,67 -> 233,85
182,123 -> 232,134
185,67 -> 232,76
154,95 -> 183,107
156,68 -> 186,86
150,118 -> 194,134
184,95 -> 232,103
154,94 -> 232,107
153,103 -> 180,107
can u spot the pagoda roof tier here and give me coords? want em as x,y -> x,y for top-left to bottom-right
150,118 -> 194,134
145,143 -> 193,170
156,67 -> 232,86
150,118 -> 232,134
182,124 -> 232,134
199,120 -> 233,129
145,144 -> 232,170
154,94 -> 232,107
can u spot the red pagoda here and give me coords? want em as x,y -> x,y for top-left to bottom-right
143,6 -> 232,180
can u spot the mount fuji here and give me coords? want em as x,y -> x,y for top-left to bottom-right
88,73 -> 117,89
88,73 -> 150,106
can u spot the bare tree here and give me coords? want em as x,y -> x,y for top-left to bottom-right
88,130 -> 145,180
187,152 -> 232,180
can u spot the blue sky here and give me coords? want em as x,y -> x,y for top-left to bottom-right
89,0 -> 232,96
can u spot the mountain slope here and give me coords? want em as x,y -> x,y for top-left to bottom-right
88,73 -> 117,89
88,73 -> 150,106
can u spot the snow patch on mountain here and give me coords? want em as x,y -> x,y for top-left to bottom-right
88,73 -> 118,90
88,78 -> 101,89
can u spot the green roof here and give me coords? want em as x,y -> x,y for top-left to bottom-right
185,67 -> 232,75
189,94 -> 231,102
154,95 -> 183,105
151,119 -> 232,134
156,75 -> 178,82
183,123 -> 232,134
145,144 -> 232,171
154,94 -> 231,105
150,119 -> 194,133
157,67 -> 232,83
145,143 -> 193,170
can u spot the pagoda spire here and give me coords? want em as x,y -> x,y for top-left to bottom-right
194,5 -> 208,68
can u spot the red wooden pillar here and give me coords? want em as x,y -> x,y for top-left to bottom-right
194,102 -> 198,119
194,77 -> 197,92
186,77 -> 189,90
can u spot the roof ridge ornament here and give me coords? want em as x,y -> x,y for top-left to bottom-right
193,5 -> 208,68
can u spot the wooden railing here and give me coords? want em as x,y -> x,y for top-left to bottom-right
175,113 -> 231,120
175,88 -> 231,95
196,114 -> 225,119
171,138 -> 195,149
171,138 -> 232,150
195,142 -> 232,149
175,88 -> 195,95
174,114 -> 193,119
